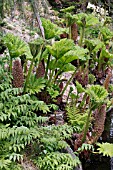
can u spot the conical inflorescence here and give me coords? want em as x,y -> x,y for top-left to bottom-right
12,60 -> 24,88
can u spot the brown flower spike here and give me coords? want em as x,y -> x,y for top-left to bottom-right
12,60 -> 24,88
36,60 -> 45,78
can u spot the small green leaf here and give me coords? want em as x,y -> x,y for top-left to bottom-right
76,81 -> 85,93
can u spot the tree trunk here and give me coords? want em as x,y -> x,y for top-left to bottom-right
29,0 -> 45,39
0,0 -> 4,19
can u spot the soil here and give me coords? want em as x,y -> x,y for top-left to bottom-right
21,156 -> 39,170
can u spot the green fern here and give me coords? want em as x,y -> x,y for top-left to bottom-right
66,104 -> 88,132
0,124 -> 41,167
0,159 -> 11,170
0,86 -> 50,124
0,56 -> 12,92
0,63 -> 50,169
47,87 -> 59,99
35,152 -> 80,170
77,143 -> 94,152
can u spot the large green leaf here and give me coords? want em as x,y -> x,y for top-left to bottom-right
85,39 -> 105,53
101,48 -> 113,59
46,39 -> 75,59
3,33 -> 32,59
59,50 -> 79,64
48,60 -> 76,72
41,18 -> 67,40
59,46 -> 89,64
61,63 -> 76,72
100,27 -> 113,42
85,14 -> 99,28
75,13 -> 99,28
65,12 -> 76,27
74,13 -> 87,27
74,46 -> 89,59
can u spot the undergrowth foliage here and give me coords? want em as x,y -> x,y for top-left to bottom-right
66,104 -> 88,131
31,124 -> 81,170
36,152 -> 80,170
0,56 -> 81,170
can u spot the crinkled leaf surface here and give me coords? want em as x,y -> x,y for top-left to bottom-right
101,48 -> 113,59
47,39 -> 75,59
3,33 -> 32,59
41,18 -> 67,39
85,39 -> 105,53
86,85 -> 108,104
86,14 -> 99,28
100,27 -> 113,41
59,46 -> 89,64
75,13 -> 99,28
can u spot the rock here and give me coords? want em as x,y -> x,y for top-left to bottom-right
65,146 -> 83,170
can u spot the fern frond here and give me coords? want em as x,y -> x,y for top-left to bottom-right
77,143 -> 94,152
0,88 -> 23,101
36,152 -> 80,170
66,104 -> 88,132
9,144 -> 25,152
30,100 -> 50,113
9,153 -> 23,162
0,159 -> 11,169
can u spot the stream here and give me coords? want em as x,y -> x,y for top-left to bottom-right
82,109 -> 113,170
